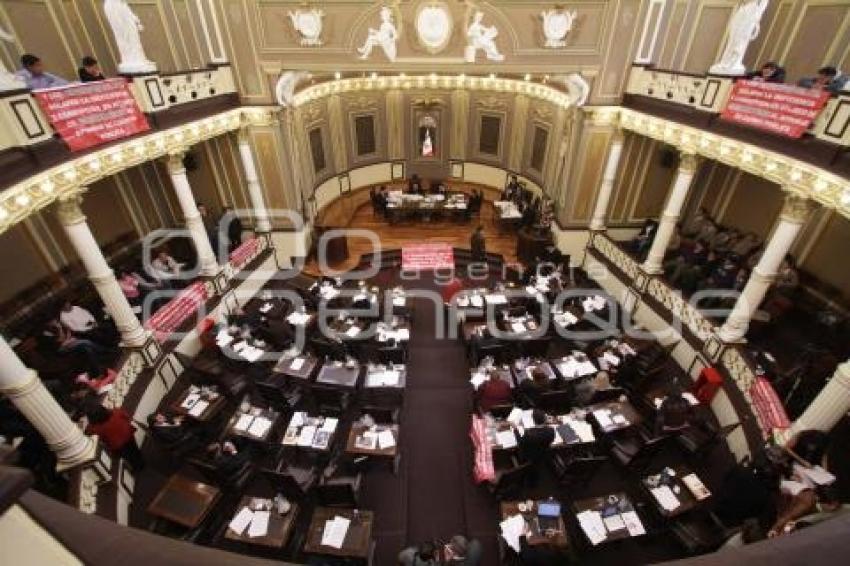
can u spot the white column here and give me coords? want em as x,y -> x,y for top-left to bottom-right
589,130 -> 625,231
642,152 -> 699,274
0,336 -> 96,470
718,195 -> 813,342
237,128 -> 271,233
166,152 -> 220,276
791,360 -> 850,434
56,195 -> 147,348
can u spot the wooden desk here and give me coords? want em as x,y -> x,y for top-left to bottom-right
586,399 -> 643,434
171,386 -> 226,422
363,364 -> 407,389
273,353 -> 319,382
225,407 -> 280,443
224,496 -> 299,548
147,474 -> 220,529
572,492 -> 645,545
511,360 -> 557,385
517,226 -> 552,264
303,507 -> 374,560
281,413 -> 338,452
500,500 -> 570,549
346,424 -> 399,458
316,362 -> 361,389
641,466 -> 710,519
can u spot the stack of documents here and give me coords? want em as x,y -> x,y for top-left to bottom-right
188,399 -> 209,417
499,514 -> 526,553
577,510 -> 607,545
377,429 -> 396,450
287,311 -> 311,325
650,485 -> 680,511
321,516 -> 351,549
682,473 -> 711,500
496,430 -> 518,449
229,507 -> 270,538
248,416 -> 272,438
469,371 -> 487,389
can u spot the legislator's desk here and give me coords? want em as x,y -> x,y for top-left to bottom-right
147,474 -> 220,529
273,352 -> 320,383
517,226 -> 553,264
572,492 -> 645,546
224,496 -> 300,549
303,507 -> 374,560
641,466 -> 710,519
316,361 -> 361,389
500,500 -> 570,549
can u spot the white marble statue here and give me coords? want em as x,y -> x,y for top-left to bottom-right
709,0 -> 769,76
103,0 -> 156,73
562,73 -> 590,107
289,8 -> 324,46
465,11 -> 504,63
275,70 -> 311,107
0,26 -> 25,91
357,7 -> 399,62
540,8 -> 577,48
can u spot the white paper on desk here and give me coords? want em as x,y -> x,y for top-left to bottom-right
499,513 -> 526,553
486,293 -> 508,305
345,326 -> 361,338
259,303 -> 273,314
603,514 -> 626,532
781,479 -> 809,496
569,419 -> 595,443
521,409 -> 535,429
682,473 -> 711,500
381,369 -> 400,386
603,352 -> 620,367
470,372 -> 486,389
395,328 -> 410,341
181,392 -> 200,409
578,361 -> 597,376
525,286 -> 537,295
612,414 -> 628,425
800,465 -> 836,486
577,510 -> 606,546
232,341 -> 247,352
470,295 -> 484,308
592,296 -> 606,310
290,411 -> 305,428
593,410 -> 613,429
651,486 -> 680,511
393,296 -> 405,307
248,510 -> 270,538
243,347 -> 264,363
559,359 -> 578,379
511,321 -> 527,334
235,413 -> 254,432
229,507 -> 254,535
321,516 -> 351,549
620,343 -> 637,356
496,430 -> 518,449
321,417 -> 339,433
286,357 -> 305,371
188,399 -> 209,417
683,392 -> 700,406
248,417 -> 272,438
298,425 -> 317,446
622,511 -> 646,536
377,429 -> 396,449
506,407 -> 524,426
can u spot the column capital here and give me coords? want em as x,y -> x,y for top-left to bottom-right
165,151 -> 187,174
780,194 -> 815,224
678,151 -> 700,173
55,193 -> 87,226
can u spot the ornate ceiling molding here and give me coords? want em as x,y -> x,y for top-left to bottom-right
0,107 -> 279,235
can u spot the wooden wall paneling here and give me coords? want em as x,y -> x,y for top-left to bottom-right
620,137 -> 655,222
114,172 -> 147,237
609,133 -> 639,222
78,0 -> 120,75
683,2 -> 736,74
186,141 -> 226,213
799,211 -> 850,299
1,0 -> 77,78
127,0 -> 180,73
28,212 -> 68,269
169,0 -> 205,69
629,142 -> 676,220
718,173 -> 784,239
81,177 -> 136,245
0,224 -> 54,302
149,161 -> 182,227
508,94 -> 529,172
220,0 -> 266,101
750,0 -> 795,69
123,165 -> 165,230
596,0 -> 645,104
658,0 -> 694,69
564,122 -> 611,224
781,2 -> 850,81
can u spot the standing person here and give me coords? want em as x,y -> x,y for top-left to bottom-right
471,225 -> 486,262
15,54 -> 69,90
84,402 -> 144,471
223,206 -> 243,254
78,56 -> 105,82
197,203 -> 219,256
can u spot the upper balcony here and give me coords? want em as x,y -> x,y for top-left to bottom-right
0,64 -> 240,193
623,64 -> 850,179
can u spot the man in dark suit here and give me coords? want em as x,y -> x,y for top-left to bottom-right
224,206 -> 243,253
471,226 -> 486,262
518,409 -> 555,466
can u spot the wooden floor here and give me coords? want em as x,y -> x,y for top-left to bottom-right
304,183 -> 522,274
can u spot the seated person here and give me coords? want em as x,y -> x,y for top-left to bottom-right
148,411 -> 195,446
118,269 -> 163,307
714,454 -> 781,526
518,409 -> 555,465
206,438 -> 253,484
748,61 -> 785,83
42,319 -> 113,376
519,367 -> 552,405
256,318 -> 294,350
151,250 -> 184,284
398,541 -> 437,566
629,219 -> 659,258
797,66 -> 848,94
683,207 -> 712,239
14,53 -> 69,90
59,301 -> 98,338
573,370 -> 612,406
477,370 -> 513,413
441,535 -> 482,565
75,366 -> 118,394
78,55 -> 104,82
654,387 -> 693,435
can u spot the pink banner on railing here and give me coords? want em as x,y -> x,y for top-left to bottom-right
144,281 -> 209,342
470,415 -> 495,484
749,376 -> 791,436
229,237 -> 261,270
33,78 -> 150,151
720,80 -> 831,138
402,243 -> 455,271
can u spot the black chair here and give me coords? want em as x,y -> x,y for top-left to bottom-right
488,404 -> 515,419
551,453 -> 607,489
310,385 -> 350,417
472,343 -> 508,366
359,406 -> 399,425
670,511 -> 735,554
536,390 -> 573,414
489,461 -> 533,500
377,345 -> 406,365
524,337 -> 551,359
677,421 -> 740,459
260,464 -> 317,501
609,432 -> 671,472
315,473 -> 362,507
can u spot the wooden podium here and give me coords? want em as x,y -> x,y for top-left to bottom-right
516,226 -> 553,264
314,225 -> 349,265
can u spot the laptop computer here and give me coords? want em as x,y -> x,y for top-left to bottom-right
537,500 -> 562,532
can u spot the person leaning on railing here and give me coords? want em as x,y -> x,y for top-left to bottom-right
14,53 -> 69,90
797,66 -> 849,95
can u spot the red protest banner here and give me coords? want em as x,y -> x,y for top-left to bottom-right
33,78 -> 150,151
720,80 -> 831,138
402,243 -> 455,271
